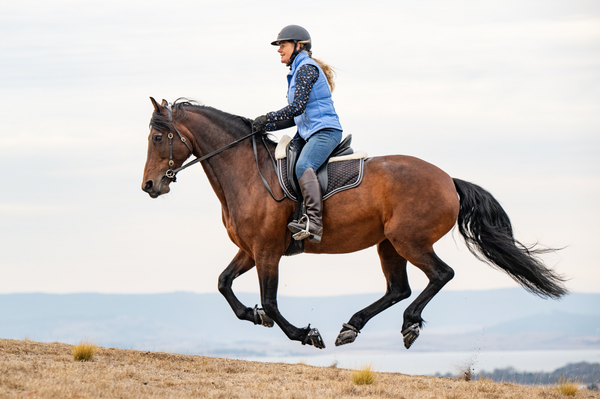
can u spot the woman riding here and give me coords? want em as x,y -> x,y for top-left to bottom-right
254,25 -> 343,244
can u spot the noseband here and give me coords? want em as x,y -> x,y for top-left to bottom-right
162,103 -> 284,202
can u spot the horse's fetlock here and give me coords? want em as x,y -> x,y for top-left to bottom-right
235,307 -> 251,321
403,313 -> 423,329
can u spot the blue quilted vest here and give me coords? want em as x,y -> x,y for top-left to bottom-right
287,52 -> 343,140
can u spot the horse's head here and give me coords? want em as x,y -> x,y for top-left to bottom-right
142,97 -> 193,198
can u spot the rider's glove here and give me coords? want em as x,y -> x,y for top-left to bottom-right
253,115 -> 268,131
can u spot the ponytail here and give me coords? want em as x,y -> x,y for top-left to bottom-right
298,42 -> 336,92
312,57 -> 336,92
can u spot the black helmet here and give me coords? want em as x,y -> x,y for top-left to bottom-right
271,25 -> 311,48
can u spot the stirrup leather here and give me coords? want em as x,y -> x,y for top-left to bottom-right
292,214 -> 311,241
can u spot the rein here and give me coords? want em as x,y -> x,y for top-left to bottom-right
164,104 -> 285,202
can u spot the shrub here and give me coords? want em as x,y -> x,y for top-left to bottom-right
72,339 -> 96,362
556,376 -> 579,396
352,364 -> 375,385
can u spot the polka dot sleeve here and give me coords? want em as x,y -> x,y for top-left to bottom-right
265,64 -> 319,131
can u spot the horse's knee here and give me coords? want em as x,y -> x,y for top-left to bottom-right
217,271 -> 231,295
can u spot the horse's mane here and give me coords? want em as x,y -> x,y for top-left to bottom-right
150,97 -> 278,147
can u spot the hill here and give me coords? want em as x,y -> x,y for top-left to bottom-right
1,339 -> 599,399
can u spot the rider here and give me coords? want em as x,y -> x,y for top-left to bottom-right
254,25 -> 343,244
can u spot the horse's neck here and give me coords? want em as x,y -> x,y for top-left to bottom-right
187,112 -> 277,209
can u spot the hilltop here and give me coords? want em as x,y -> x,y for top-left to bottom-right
1,339 -> 599,399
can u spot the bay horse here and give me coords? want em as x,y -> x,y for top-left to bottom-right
142,98 -> 567,349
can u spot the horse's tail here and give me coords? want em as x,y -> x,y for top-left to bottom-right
453,178 -> 568,299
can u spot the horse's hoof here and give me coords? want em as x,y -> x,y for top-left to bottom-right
253,305 -> 274,328
401,323 -> 420,349
335,323 -> 360,346
302,325 -> 326,349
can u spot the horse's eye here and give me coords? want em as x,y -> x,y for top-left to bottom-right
154,135 -> 162,143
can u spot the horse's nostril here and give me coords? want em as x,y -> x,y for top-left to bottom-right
144,181 -> 153,192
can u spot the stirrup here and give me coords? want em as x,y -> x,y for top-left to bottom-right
292,214 -> 311,241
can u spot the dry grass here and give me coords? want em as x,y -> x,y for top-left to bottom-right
1,338 -> 599,398
71,339 -> 96,362
351,364 -> 376,385
556,376 -> 580,396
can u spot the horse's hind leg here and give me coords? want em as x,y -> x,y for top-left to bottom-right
218,249 -> 273,327
335,239 -> 412,346
401,250 -> 455,349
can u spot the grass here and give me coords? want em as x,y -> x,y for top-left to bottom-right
556,376 -> 579,396
2,338 -> 599,398
71,339 -> 96,362
351,363 -> 376,385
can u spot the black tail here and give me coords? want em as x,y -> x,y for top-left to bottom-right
453,178 -> 567,299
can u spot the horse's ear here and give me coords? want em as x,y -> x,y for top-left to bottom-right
150,97 -> 162,113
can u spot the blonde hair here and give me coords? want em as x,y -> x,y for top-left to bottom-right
298,42 -> 336,92
312,57 -> 336,92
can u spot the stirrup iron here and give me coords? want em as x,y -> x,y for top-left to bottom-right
292,214 -> 311,241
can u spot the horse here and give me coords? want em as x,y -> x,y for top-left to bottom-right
141,97 -> 567,349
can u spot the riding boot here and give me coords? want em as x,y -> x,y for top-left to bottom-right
287,168 -> 323,243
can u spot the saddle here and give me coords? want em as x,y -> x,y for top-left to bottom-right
275,135 -> 368,255
275,134 -> 367,201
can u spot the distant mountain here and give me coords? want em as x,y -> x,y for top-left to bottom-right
1,289 -> 598,357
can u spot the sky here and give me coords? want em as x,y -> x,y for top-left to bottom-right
1,0 -> 599,297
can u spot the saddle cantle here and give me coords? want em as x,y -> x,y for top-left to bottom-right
275,134 -> 367,202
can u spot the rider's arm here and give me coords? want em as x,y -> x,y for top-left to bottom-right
265,64 -> 319,131
273,118 -> 296,130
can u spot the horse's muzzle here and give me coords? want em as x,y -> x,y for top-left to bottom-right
142,178 -> 170,198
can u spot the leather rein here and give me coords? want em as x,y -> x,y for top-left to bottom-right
163,104 -> 285,202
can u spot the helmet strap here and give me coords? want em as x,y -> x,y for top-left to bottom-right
287,40 -> 301,67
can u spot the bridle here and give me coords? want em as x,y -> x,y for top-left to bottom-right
164,104 -> 194,180
162,103 -> 285,202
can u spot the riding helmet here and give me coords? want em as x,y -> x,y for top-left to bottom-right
271,25 -> 311,49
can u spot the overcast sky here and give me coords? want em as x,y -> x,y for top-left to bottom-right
1,0 -> 599,297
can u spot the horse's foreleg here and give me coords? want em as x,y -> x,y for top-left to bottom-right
335,239 -> 412,346
401,250 -> 455,349
257,256 -> 325,349
218,249 -> 273,327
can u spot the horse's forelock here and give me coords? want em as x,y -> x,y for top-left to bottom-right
149,110 -> 171,133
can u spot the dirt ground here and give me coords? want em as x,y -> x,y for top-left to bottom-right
1,338 -> 598,398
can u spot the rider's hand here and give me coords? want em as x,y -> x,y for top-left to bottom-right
253,115 -> 268,131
